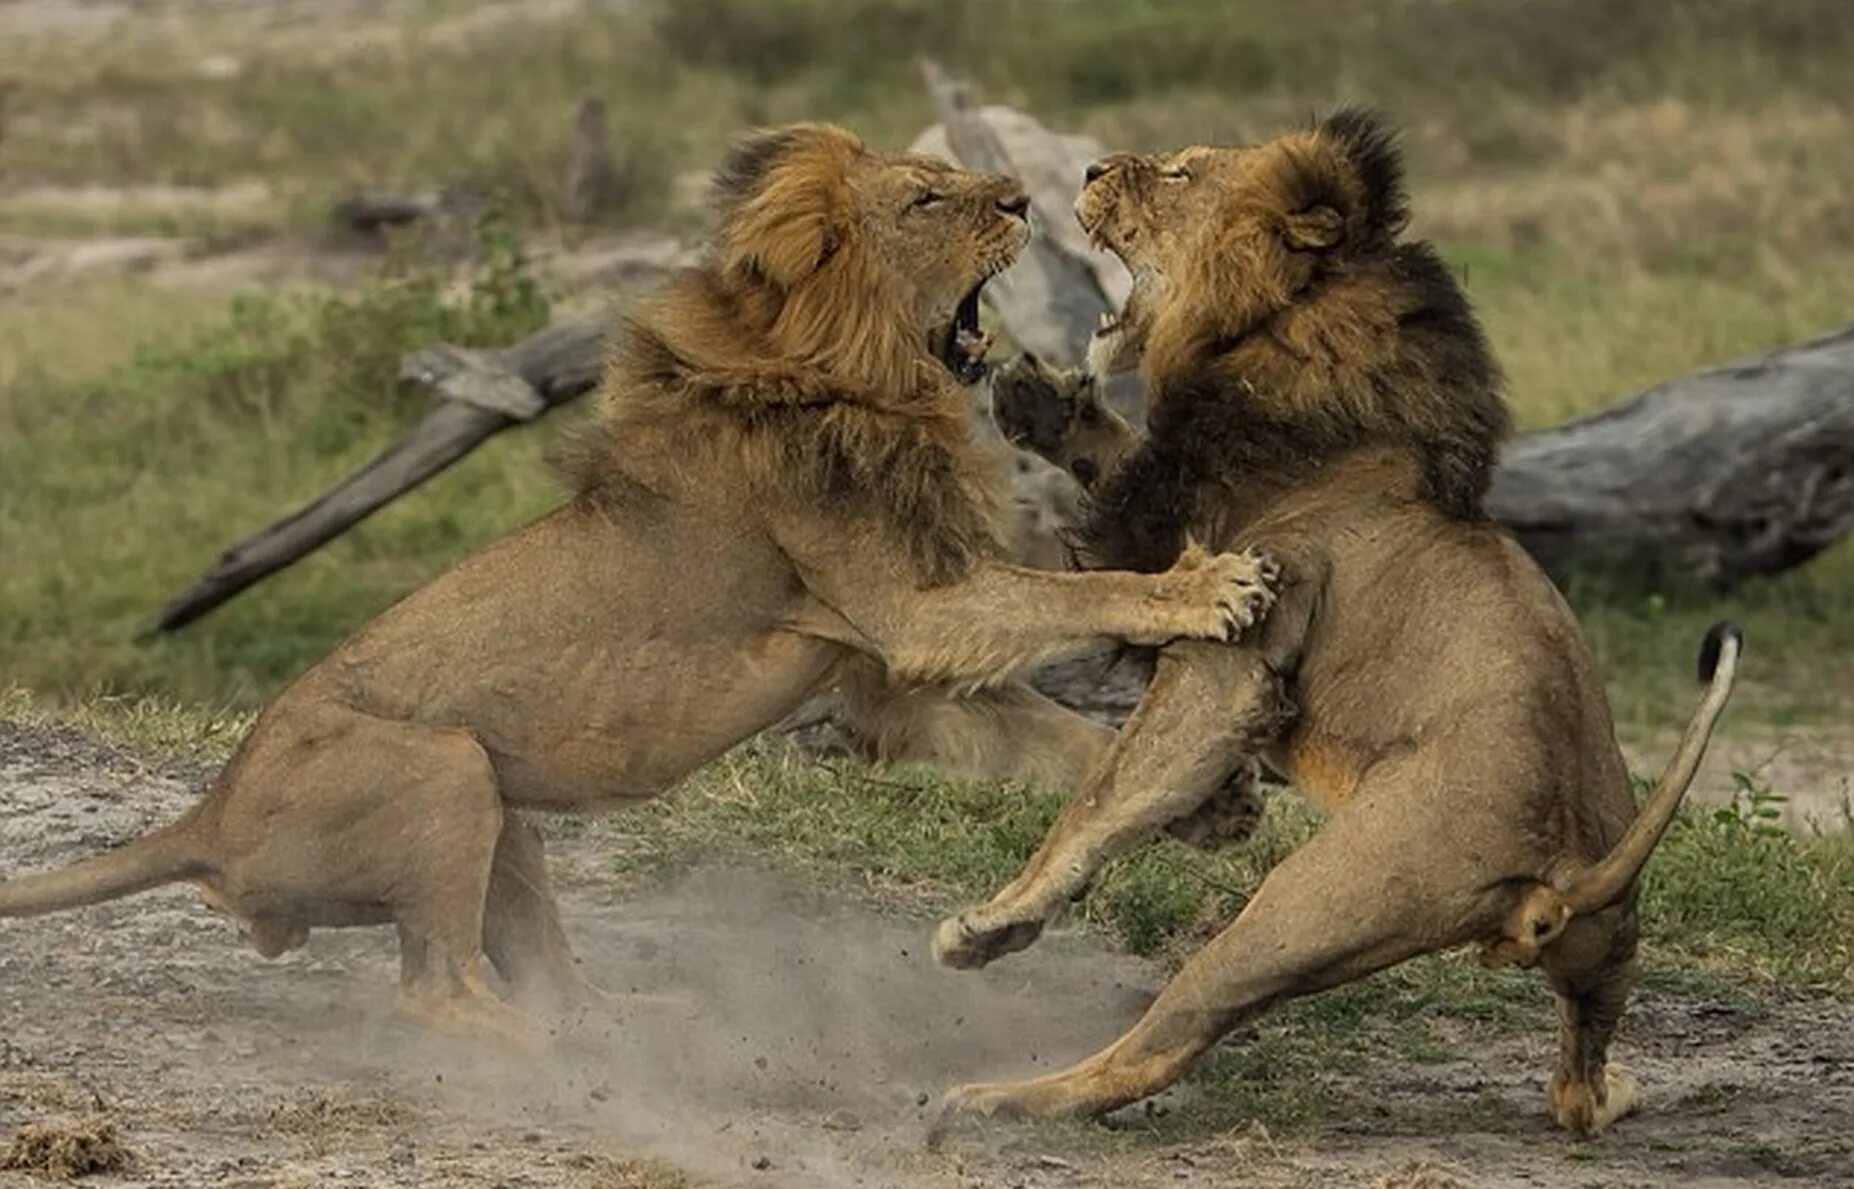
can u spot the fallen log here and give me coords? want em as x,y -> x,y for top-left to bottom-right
331,190 -> 448,234
1490,324 -> 1854,585
150,310 -> 1854,636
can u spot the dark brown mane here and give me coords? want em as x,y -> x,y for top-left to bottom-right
1081,241 -> 1509,572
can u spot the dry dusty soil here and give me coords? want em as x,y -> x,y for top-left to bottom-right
1,722 -> 1850,1189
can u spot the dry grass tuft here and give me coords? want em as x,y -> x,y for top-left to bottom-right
0,1115 -> 132,1180
261,1089 -> 415,1137
578,1155 -> 698,1189
1417,97 -> 1854,266
1368,1159 -> 1470,1189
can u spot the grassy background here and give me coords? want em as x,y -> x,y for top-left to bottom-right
2,0 -> 1852,1132
3,0 -> 1851,735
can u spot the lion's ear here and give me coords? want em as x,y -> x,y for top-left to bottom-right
715,124 -> 860,288
1310,107 -> 1410,249
1283,204 -> 1345,251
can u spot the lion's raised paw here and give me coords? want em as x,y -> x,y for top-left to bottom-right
1147,545 -> 1278,643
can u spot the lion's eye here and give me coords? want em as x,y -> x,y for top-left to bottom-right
1159,166 -> 1192,183
912,190 -> 946,210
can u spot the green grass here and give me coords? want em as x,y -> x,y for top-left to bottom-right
632,748 -> 1854,985
0,218 -> 556,704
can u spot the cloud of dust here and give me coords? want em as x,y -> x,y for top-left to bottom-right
325,868 -> 1155,1187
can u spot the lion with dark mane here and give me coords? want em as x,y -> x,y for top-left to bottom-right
0,124 -> 1276,1042
935,110 -> 1741,1136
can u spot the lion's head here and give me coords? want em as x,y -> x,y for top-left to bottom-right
700,122 -> 1029,394
1076,110 -> 1415,380
583,123 -> 1033,584
1072,109 -> 1510,530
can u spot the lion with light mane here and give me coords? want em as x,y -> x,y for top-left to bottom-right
0,123 -> 1277,1043
934,110 -> 1741,1135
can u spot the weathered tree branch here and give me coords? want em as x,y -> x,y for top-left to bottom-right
149,91 -> 1854,637
147,317 -> 608,635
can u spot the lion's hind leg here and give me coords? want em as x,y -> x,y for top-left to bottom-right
483,815 -> 613,1017
934,641 -> 1288,971
940,768 -> 1504,1122
1543,913 -> 1642,1135
382,728 -> 544,1050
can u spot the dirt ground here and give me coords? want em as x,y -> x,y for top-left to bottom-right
1,722 -> 1850,1189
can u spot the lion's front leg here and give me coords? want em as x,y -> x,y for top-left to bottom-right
776,520 -> 1276,693
831,547 -> 1278,689
933,641 -> 1292,970
991,354 -> 1140,492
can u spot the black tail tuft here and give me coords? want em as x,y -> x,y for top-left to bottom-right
1697,620 -> 1744,684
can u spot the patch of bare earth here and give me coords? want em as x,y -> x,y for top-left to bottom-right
1,723 -> 1849,1187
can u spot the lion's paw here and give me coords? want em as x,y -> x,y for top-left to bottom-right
924,1081 -> 1021,1148
991,355 -> 1088,458
937,1081 -> 1026,1122
932,909 -> 1046,971
1165,761 -> 1268,851
1548,1064 -> 1641,1135
1150,545 -> 1279,643
932,1074 -> 1090,1132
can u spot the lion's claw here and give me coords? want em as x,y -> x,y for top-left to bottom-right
1152,544 -> 1278,644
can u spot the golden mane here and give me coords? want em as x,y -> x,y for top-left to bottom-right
1082,111 -> 1512,571
559,124 -> 1008,584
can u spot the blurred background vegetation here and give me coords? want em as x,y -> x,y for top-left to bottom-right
1,0 -> 1851,778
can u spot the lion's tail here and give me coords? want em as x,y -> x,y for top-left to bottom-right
0,817 -> 204,918
1560,621 -> 1743,916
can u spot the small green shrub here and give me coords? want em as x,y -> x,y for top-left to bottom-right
1643,770 -> 1854,989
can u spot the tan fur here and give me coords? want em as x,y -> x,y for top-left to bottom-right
0,124 -> 1279,1045
934,112 -> 1741,1136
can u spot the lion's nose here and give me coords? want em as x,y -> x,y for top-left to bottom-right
1084,160 -> 1110,184
997,192 -> 1031,219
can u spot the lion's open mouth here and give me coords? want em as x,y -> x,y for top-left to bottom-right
934,279 -> 992,385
